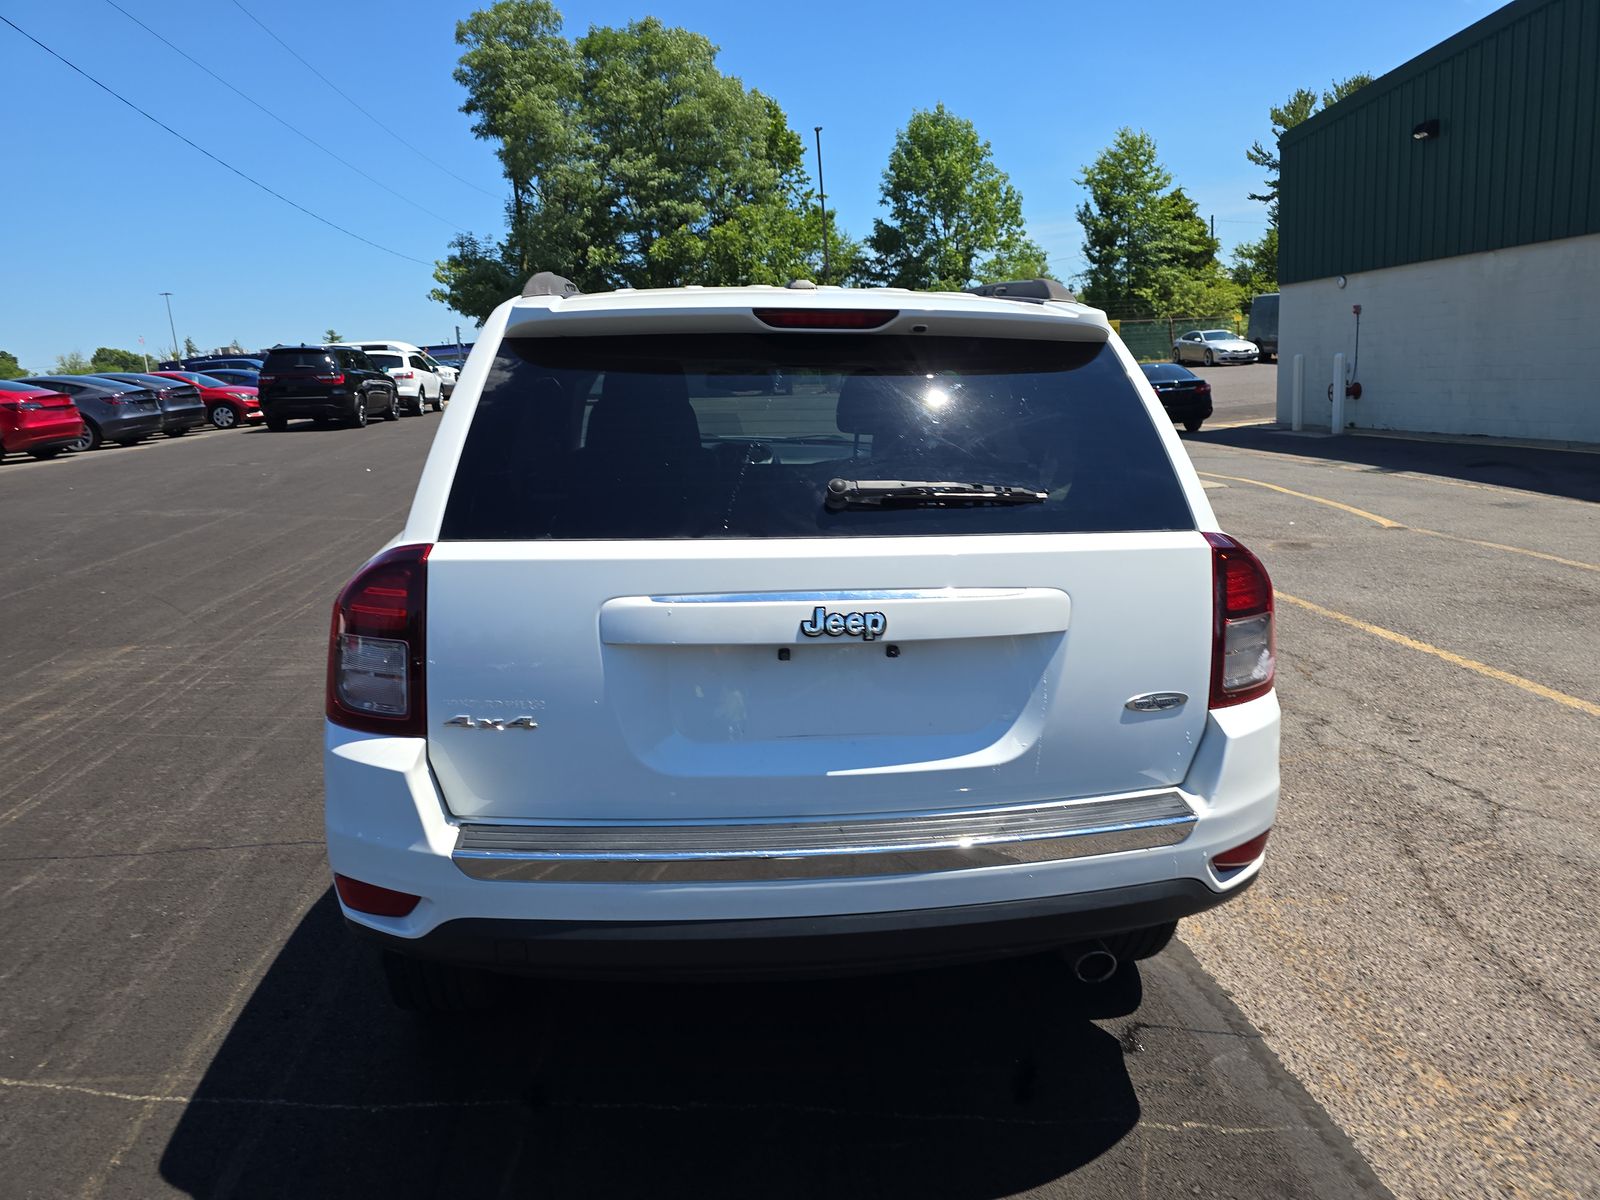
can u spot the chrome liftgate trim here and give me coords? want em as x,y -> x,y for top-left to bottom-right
451,789 -> 1197,883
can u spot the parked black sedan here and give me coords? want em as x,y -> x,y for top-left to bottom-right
96,373 -> 210,437
18,375 -> 164,451
1138,363 -> 1213,432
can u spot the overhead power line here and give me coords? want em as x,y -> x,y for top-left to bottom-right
230,0 -> 499,200
0,14 -> 431,266
102,0 -> 463,230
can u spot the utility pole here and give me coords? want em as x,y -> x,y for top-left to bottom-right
813,126 -> 830,285
159,292 -> 180,360
138,335 -> 149,372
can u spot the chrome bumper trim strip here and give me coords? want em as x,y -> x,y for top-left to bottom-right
451,789 -> 1196,883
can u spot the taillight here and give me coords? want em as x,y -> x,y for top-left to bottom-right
326,544 -> 431,735
394,371 -> 413,379
1205,532 -> 1274,707
315,372 -> 346,384
258,374 -> 277,385
1214,829 -> 1271,870
0,400 -> 42,412
1197,382 -> 1212,394
333,873 -> 420,917
753,308 -> 897,329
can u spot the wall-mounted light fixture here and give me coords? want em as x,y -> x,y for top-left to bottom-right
1412,118 -> 1441,141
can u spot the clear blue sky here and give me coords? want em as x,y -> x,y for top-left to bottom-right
2,0 -> 1503,370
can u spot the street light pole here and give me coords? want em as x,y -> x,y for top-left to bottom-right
813,126 -> 830,285
159,292 -> 180,360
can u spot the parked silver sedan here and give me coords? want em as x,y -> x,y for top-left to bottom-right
1173,329 -> 1259,366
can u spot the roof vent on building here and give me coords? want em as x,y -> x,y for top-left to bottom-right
521,272 -> 581,298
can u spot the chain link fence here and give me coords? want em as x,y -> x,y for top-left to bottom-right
1110,315 -> 1245,362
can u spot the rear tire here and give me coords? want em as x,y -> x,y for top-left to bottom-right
165,426 -> 188,438
71,421 -> 102,452
266,416 -> 288,432
27,446 -> 65,460
380,952 -> 503,1014
115,438 -> 145,447
1183,417 -> 1204,432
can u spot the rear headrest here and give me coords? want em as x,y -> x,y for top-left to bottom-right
585,368 -> 700,459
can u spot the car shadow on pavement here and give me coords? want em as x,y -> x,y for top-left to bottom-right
1191,425 -> 1600,504
160,891 -> 1142,1199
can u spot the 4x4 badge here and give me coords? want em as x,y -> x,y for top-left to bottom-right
799,606 -> 888,642
445,715 -> 539,730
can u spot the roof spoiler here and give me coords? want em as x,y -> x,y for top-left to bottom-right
964,278 -> 1077,304
522,271 -> 581,298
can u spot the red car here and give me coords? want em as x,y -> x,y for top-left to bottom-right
151,370 -> 263,429
0,380 -> 85,461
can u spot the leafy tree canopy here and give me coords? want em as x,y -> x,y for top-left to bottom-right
437,4 -> 849,319
324,330 -> 343,343
1246,75 -> 1373,224
1229,227 -> 1278,302
1076,129 -> 1239,319
0,350 -> 26,380
183,336 -> 199,357
89,347 -> 148,374
867,104 -> 1047,291
54,351 -> 94,374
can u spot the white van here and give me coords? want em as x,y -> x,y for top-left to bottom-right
324,276 -> 1280,1011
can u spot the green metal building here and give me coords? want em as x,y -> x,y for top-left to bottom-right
1275,0 -> 1600,443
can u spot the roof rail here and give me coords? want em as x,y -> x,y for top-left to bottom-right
964,278 -> 1077,304
522,271 -> 581,298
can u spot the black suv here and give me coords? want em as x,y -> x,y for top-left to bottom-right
258,346 -> 398,430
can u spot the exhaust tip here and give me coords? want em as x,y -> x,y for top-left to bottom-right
1072,947 -> 1119,984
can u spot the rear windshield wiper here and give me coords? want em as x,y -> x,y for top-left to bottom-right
825,478 -> 1049,511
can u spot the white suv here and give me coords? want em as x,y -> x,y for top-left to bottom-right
325,275 -> 1279,1011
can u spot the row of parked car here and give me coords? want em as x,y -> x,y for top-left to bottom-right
0,341 -> 465,463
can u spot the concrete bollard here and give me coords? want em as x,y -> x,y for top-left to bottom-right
1331,352 -> 1345,436
1291,354 -> 1304,432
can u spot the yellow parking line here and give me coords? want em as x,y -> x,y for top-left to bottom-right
1199,471 -> 1600,573
1196,472 -> 1402,528
1276,591 -> 1600,717
1409,528 -> 1600,573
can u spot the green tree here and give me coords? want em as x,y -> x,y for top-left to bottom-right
89,347 -> 148,373
54,351 -> 94,374
1229,227 -> 1278,300
1076,129 -> 1239,318
436,4 -> 845,319
1246,75 -> 1373,224
867,104 -> 1047,290
0,350 -> 26,380
183,336 -> 199,357
324,329 -> 342,343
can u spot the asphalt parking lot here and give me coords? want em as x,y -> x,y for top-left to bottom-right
2,379 -> 1594,1198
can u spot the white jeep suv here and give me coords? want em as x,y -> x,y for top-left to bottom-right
324,275 -> 1279,1011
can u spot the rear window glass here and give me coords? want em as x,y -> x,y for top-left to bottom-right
264,351 -> 335,370
1140,365 -> 1196,382
440,334 -> 1192,540
369,353 -> 403,369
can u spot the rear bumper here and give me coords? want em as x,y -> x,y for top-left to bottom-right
160,405 -> 210,432
1159,399 -> 1213,421
3,415 -> 84,451
345,876 -> 1253,979
103,413 -> 164,441
325,693 -> 1279,965
261,395 -> 359,419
